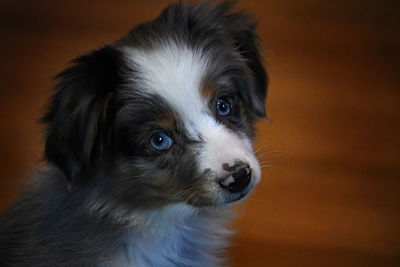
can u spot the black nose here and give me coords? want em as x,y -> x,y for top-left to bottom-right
219,167 -> 251,193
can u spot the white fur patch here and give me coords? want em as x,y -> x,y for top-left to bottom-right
123,42 -> 209,131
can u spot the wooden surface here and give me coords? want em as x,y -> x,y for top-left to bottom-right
0,0 -> 399,266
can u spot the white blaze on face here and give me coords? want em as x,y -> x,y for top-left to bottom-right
123,43 -> 207,127
122,43 -> 261,185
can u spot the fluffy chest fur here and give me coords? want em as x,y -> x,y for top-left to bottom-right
103,206 -> 233,267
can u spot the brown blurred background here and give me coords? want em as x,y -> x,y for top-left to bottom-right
1,0 -> 399,266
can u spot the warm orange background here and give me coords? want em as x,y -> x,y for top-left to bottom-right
1,0 -> 399,266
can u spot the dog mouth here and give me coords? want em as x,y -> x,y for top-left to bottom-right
181,180 -> 255,207
224,191 -> 249,204
220,182 -> 256,205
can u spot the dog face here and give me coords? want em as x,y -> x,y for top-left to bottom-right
42,2 -> 268,211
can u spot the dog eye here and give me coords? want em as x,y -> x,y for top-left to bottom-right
150,133 -> 173,150
216,98 -> 231,116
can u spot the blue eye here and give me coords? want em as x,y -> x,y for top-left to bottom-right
216,98 -> 231,116
150,133 -> 173,150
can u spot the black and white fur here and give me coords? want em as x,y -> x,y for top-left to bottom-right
0,1 -> 268,266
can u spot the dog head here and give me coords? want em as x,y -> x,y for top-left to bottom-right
42,1 -> 268,211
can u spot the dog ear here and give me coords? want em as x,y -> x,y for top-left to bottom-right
236,27 -> 268,118
226,8 -> 268,118
41,46 -> 122,183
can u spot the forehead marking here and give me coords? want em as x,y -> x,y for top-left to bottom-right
123,43 -> 214,136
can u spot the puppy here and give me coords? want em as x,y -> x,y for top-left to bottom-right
0,1 -> 268,266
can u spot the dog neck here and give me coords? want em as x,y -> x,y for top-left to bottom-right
105,204 -> 234,266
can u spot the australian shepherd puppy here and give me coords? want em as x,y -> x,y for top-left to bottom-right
0,1 -> 268,266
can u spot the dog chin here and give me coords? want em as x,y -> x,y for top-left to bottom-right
221,187 -> 255,206
213,184 -> 258,207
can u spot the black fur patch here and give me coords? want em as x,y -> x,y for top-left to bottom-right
41,46 -> 123,183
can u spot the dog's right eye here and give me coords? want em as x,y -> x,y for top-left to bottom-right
150,133 -> 173,150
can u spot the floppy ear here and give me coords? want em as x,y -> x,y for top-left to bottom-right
227,9 -> 268,118
236,27 -> 268,118
41,46 -> 122,183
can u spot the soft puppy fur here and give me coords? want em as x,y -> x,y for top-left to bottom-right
0,1 -> 268,266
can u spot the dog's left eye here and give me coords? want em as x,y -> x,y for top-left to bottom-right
216,98 -> 231,116
150,133 -> 173,150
